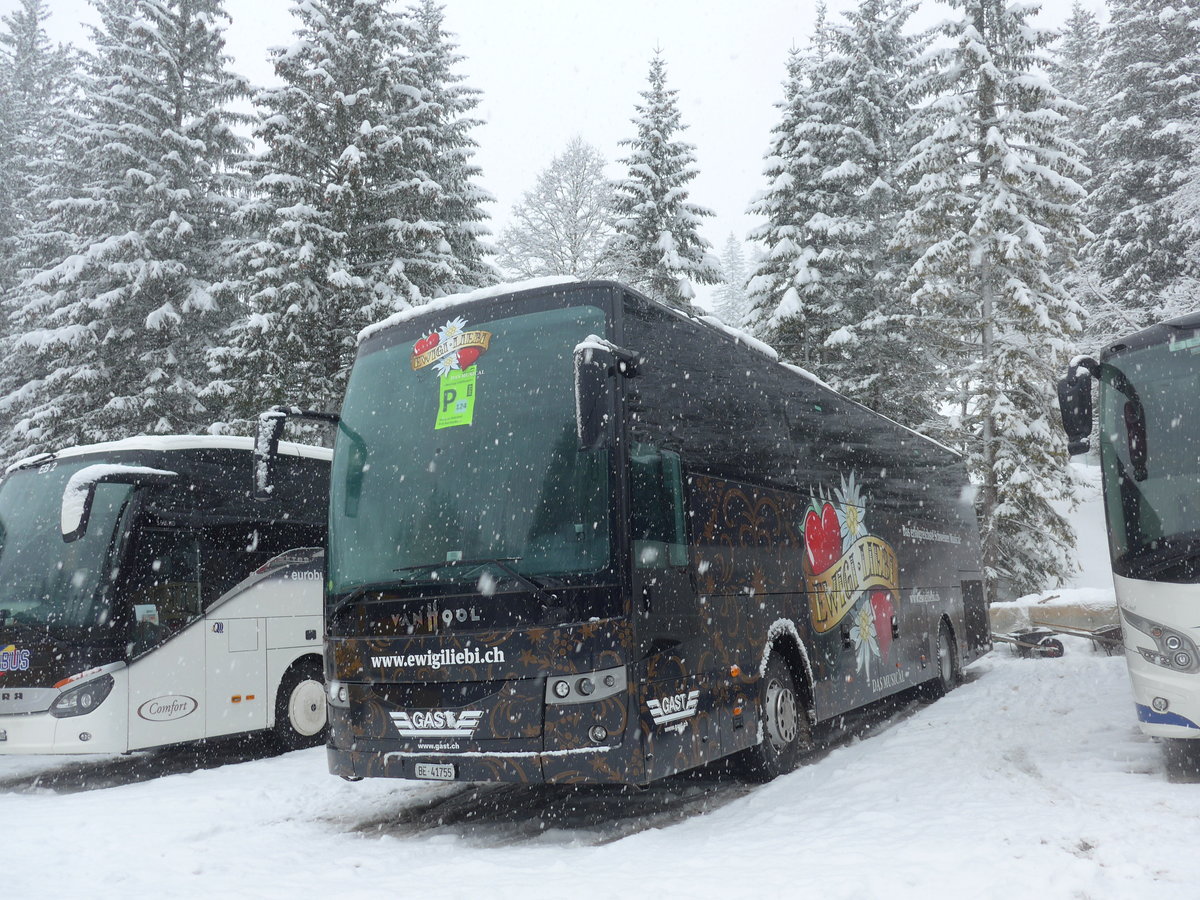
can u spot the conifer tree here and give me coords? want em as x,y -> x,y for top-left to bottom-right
2,0 -> 248,456
0,0 -> 75,299
399,0 -> 494,295
894,0 -> 1088,599
495,136 -> 618,280
710,234 -> 752,328
610,51 -> 721,310
808,0 -> 930,425
213,0 -> 493,422
745,45 -> 838,365
1086,0 -> 1200,335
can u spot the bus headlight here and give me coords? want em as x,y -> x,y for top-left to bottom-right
1123,610 -> 1200,673
327,680 -> 350,708
50,674 -> 114,718
545,665 -> 626,705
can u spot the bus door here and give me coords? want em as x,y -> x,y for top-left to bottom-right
629,445 -> 712,778
125,527 -> 207,750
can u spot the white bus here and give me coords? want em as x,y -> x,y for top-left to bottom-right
1060,312 -> 1200,770
0,436 -> 330,755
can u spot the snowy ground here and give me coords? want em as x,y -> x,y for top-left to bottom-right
5,645 -> 1198,899
11,466 -> 1197,899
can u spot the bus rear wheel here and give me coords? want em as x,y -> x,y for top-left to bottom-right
924,621 -> 959,699
738,653 -> 809,782
275,659 -> 327,751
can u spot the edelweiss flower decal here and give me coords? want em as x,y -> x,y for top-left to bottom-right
835,471 -> 867,545
850,599 -> 878,677
433,317 -> 470,376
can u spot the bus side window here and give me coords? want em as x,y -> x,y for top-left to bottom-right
126,528 -> 203,655
630,444 -> 687,568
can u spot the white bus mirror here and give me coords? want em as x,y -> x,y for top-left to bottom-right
62,465 -> 177,542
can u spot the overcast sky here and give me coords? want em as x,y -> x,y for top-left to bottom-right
6,0 -> 1093,289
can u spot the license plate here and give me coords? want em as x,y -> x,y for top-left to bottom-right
414,762 -> 456,781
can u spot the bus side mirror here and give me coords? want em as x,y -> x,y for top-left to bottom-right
1057,361 -> 1095,456
574,336 -> 637,451
254,406 -> 339,500
574,342 -> 612,451
62,465 -> 177,542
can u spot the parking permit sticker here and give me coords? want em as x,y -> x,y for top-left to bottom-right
436,367 -> 477,429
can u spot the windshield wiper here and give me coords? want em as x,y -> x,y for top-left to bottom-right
392,557 -> 560,605
1130,537 -> 1200,581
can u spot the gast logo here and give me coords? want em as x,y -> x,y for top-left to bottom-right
647,690 -> 700,733
390,709 -> 484,739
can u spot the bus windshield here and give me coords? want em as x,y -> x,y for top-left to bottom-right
0,462 -> 132,633
1099,335 -> 1200,581
328,303 -> 611,597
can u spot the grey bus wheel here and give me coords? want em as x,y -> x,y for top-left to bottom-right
737,652 -> 809,782
275,660 -> 327,751
924,621 -> 958,699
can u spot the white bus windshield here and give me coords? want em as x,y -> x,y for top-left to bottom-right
0,462 -> 132,633
1099,336 -> 1200,581
328,304 -> 611,597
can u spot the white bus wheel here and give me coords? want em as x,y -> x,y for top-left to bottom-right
275,660 -> 327,751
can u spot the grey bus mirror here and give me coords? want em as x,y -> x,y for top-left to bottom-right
254,406 -> 339,500
62,465 -> 177,542
1057,360 -> 1096,456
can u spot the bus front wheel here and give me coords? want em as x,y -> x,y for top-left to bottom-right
275,659 -> 327,751
738,653 -> 809,782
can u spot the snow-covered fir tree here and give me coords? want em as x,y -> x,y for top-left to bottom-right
1085,0 -> 1200,337
398,0 -> 494,295
0,0 -> 77,449
806,0 -> 930,426
495,136 -> 619,280
1051,2 -> 1101,159
213,0 -> 493,422
0,0 -> 75,300
710,234 -> 752,328
1,0 -> 248,458
609,51 -> 721,310
894,0 -> 1088,599
745,44 -> 839,365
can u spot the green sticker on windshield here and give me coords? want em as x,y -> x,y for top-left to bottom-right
436,367 -> 477,429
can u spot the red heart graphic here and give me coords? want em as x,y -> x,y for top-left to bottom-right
870,590 -> 895,661
457,346 -> 481,369
804,502 -> 842,572
414,332 -> 440,355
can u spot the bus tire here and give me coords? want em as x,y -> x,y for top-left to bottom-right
738,652 -> 809,782
924,620 -> 959,700
274,658 -> 327,751
1162,738 -> 1200,781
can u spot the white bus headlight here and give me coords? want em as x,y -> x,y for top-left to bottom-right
1123,610 -> 1200,673
327,680 -> 350,708
50,674 -> 115,718
545,665 -> 626,705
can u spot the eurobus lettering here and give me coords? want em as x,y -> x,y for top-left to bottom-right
0,436 -> 330,755
262,279 -> 990,785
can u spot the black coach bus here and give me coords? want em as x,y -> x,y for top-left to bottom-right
260,279 -> 988,785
